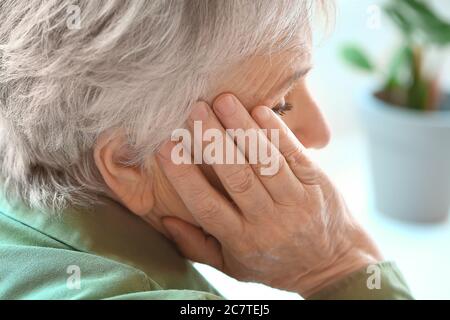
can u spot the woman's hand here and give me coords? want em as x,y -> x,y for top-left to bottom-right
157,94 -> 382,297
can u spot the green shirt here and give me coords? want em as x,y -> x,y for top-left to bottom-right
0,195 -> 413,300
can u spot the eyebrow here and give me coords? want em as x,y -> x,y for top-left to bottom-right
275,66 -> 312,96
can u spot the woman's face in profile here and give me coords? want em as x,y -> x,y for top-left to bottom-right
194,49 -> 331,198
146,46 -> 331,231
211,45 -> 330,149
273,78 -> 330,149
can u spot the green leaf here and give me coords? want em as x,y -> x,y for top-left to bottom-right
404,0 -> 448,27
383,0 -> 450,46
383,4 -> 414,38
385,46 -> 413,91
340,45 -> 375,72
401,0 -> 450,45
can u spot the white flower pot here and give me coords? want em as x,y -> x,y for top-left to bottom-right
360,93 -> 450,223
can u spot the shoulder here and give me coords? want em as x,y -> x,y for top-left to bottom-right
1,244 -> 222,300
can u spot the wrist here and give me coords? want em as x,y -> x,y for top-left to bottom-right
297,245 -> 382,298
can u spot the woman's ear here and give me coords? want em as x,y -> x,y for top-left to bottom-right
94,132 -> 155,217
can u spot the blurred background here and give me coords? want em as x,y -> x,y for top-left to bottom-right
195,0 -> 450,300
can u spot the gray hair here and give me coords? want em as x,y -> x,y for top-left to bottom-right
0,0 -> 319,213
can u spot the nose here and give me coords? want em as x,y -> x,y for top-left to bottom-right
292,103 -> 331,149
294,123 -> 331,149
284,82 -> 331,149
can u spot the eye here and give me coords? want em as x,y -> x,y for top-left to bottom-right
272,101 -> 293,116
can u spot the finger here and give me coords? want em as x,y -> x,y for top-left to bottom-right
162,217 -> 223,270
252,106 -> 323,185
187,101 -> 273,218
157,140 -> 242,241
212,94 -> 304,205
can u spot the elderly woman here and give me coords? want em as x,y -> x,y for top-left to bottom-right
0,0 -> 412,299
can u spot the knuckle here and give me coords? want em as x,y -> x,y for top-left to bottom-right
168,164 -> 194,183
284,145 -> 304,168
223,166 -> 255,194
251,162 -> 265,177
195,194 -> 222,221
254,151 -> 285,179
254,200 -> 275,218
274,187 -> 304,207
266,153 -> 286,179
189,185 -> 211,201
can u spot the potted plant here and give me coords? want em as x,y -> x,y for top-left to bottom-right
341,0 -> 450,223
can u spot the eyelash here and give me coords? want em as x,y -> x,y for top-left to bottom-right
272,101 -> 293,116
271,82 -> 298,116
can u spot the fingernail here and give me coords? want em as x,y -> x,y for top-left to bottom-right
214,94 -> 237,116
190,101 -> 209,122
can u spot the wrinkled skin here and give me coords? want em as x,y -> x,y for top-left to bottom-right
158,94 -> 382,297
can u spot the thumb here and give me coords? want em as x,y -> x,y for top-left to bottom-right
162,217 -> 224,270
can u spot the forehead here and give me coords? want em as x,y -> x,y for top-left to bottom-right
213,46 -> 312,109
